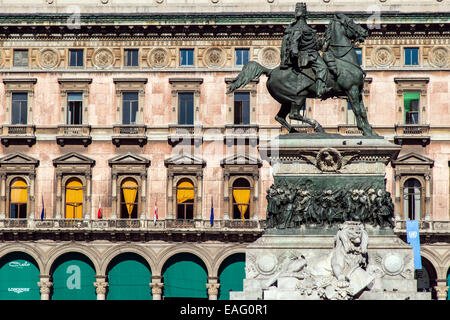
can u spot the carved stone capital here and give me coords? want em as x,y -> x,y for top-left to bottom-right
150,282 -> 164,295
434,285 -> 449,300
206,283 -> 220,296
94,281 -> 109,295
37,280 -> 53,294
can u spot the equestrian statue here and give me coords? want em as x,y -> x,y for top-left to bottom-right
227,3 -> 377,137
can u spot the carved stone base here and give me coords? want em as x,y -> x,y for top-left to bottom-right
230,229 -> 431,300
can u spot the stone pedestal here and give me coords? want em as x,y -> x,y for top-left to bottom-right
230,134 -> 430,300
230,232 -> 430,300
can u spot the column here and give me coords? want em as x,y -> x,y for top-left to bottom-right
394,174 -> 401,220
94,276 -> 109,300
111,173 -> 117,219
196,172 -> 203,220
55,173 -> 62,219
223,172 -> 230,220
150,276 -> 164,300
37,275 -> 53,300
167,173 -> 173,219
0,173 -> 6,219
434,280 -> 449,301
424,174 -> 431,220
140,173 -> 147,220
206,277 -> 220,300
252,173 -> 259,220
85,173 -> 92,220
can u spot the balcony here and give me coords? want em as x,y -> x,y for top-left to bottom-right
338,124 -> 363,136
112,124 -> 147,147
394,220 -> 450,235
0,125 -> 36,147
168,124 -> 203,147
394,124 -> 430,146
56,125 -> 92,147
0,218 -> 265,234
224,124 -> 259,146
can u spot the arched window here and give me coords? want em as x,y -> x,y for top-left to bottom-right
10,178 -> 27,218
120,178 -> 138,219
232,178 -> 251,220
65,178 -> 83,219
403,178 -> 422,220
176,179 -> 194,220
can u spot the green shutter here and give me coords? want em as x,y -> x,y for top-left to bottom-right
0,252 -> 40,300
218,253 -> 245,300
163,253 -> 208,299
51,253 -> 96,300
107,253 -> 152,300
403,91 -> 420,121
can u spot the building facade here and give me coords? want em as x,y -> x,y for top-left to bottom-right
0,0 -> 448,300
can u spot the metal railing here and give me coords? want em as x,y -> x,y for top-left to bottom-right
395,124 -> 430,135
58,125 -> 91,136
0,218 -> 265,231
394,220 -> 449,234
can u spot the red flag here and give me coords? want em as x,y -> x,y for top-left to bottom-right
97,197 -> 102,219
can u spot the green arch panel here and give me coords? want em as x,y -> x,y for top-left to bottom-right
162,253 -> 208,299
218,253 -> 245,300
106,253 -> 152,300
51,252 -> 96,300
0,252 -> 40,300
447,268 -> 450,300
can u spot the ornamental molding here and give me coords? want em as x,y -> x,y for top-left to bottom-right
428,46 -> 449,67
147,48 -> 171,68
371,46 -> 395,67
203,47 -> 226,68
39,48 -> 59,69
259,47 -> 280,68
93,48 -> 114,69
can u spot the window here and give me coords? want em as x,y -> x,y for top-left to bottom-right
355,48 -> 362,65
124,49 -> 139,67
232,178 -> 251,220
234,92 -> 250,125
65,178 -> 83,219
122,92 -> 139,125
404,92 -> 420,124
69,49 -> 84,67
403,178 -> 422,220
346,100 -> 357,125
67,92 -> 83,125
120,178 -> 138,219
235,49 -> 249,66
11,93 -> 28,125
13,50 -> 28,67
178,92 -> 194,125
180,49 -> 194,66
404,48 -> 419,66
9,178 -> 27,219
177,179 -> 194,220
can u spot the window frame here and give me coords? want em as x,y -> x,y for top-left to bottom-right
13,49 -> 29,68
176,178 -> 195,220
402,177 -> 424,221
11,92 -> 28,125
120,177 -> 139,219
66,92 -> 83,125
64,177 -> 84,219
124,49 -> 139,67
231,177 -> 252,220
68,49 -> 84,68
404,47 -> 420,66
9,177 -> 28,219
122,92 -> 139,125
233,92 -> 251,125
179,48 -> 195,67
235,48 -> 250,66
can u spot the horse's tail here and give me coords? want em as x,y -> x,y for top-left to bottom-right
226,61 -> 272,94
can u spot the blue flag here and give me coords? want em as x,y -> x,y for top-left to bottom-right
406,220 -> 422,269
210,196 -> 214,227
40,196 -> 45,221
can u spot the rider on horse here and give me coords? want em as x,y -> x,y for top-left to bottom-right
280,3 -> 332,99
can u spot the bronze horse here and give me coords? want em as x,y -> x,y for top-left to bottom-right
227,14 -> 377,136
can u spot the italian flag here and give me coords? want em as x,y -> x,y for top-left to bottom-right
154,200 -> 158,223
97,198 -> 102,219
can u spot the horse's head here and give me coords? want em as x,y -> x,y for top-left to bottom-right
335,13 -> 368,43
